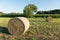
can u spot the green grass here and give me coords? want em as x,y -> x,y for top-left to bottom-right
0,18 -> 10,27
0,17 -> 60,40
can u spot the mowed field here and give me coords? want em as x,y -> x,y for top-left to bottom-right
0,17 -> 60,40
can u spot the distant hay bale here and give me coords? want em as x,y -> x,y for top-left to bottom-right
46,17 -> 53,22
8,17 -> 30,36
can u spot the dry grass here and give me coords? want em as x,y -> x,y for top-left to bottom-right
0,17 -> 60,40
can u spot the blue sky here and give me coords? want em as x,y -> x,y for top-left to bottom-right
0,0 -> 60,13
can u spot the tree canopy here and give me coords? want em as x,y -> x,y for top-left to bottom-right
23,4 -> 37,17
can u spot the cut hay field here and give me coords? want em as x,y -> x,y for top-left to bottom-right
0,17 -> 60,40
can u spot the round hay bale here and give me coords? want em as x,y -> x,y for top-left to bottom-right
8,17 -> 30,36
46,17 -> 53,22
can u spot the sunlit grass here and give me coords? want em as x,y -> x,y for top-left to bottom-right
0,18 -> 10,27
53,18 -> 60,22
0,17 -> 60,40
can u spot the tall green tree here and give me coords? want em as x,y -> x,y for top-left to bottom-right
23,4 -> 37,17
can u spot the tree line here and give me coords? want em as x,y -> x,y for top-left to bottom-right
37,9 -> 60,14
0,4 -> 60,17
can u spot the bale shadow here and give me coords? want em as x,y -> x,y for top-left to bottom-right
0,26 -> 11,35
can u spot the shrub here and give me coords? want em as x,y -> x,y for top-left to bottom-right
34,14 -> 60,18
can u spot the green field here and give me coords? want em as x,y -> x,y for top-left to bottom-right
0,17 -> 60,40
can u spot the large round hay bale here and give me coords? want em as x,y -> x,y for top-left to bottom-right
46,17 -> 53,22
8,17 -> 30,36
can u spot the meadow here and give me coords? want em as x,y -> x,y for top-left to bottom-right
0,17 -> 60,40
